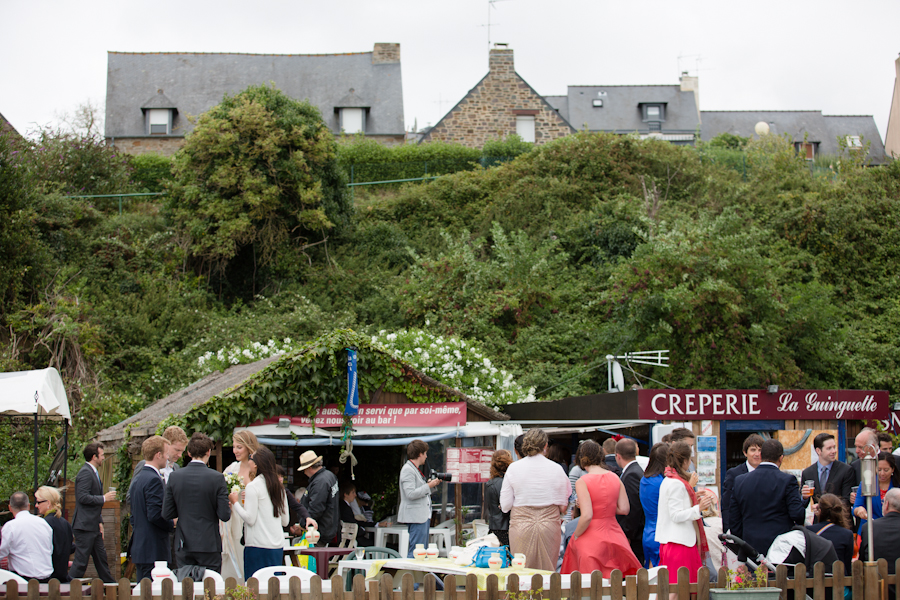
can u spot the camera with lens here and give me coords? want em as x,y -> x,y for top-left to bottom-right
429,469 -> 452,482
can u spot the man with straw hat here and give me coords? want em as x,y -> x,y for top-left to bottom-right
299,450 -> 340,545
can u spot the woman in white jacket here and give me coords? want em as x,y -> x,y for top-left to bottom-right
655,441 -> 713,594
229,446 -> 290,581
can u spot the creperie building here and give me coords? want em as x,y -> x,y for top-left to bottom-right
504,387 -> 889,496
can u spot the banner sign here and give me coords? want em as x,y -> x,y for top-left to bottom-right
344,348 -> 359,417
867,409 -> 900,434
446,447 -> 493,483
254,402 -> 467,429
638,389 -> 888,421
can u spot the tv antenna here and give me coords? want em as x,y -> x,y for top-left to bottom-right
482,0 -> 512,47
606,350 -> 669,392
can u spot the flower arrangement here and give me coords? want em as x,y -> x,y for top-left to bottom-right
225,473 -> 245,495
725,565 -> 769,590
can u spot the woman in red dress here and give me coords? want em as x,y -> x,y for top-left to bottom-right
560,440 -> 642,576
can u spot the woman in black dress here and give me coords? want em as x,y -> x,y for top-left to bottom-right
484,450 -> 513,546
807,493 -> 854,574
35,486 -> 74,582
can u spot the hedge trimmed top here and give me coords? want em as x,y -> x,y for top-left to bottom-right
184,329 -> 504,440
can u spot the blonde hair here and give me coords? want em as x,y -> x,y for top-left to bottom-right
163,426 -> 188,445
232,430 -> 260,454
142,435 -> 168,462
36,486 -> 62,513
522,428 -> 548,457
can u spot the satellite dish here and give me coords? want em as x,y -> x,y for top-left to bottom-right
611,361 -> 625,393
755,121 -> 770,136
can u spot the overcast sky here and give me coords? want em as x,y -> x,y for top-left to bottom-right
3,0 -> 898,140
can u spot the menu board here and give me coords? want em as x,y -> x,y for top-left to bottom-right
446,447 -> 494,483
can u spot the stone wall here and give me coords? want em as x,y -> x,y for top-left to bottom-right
373,43 -> 400,64
109,136 -> 185,156
423,48 -> 573,148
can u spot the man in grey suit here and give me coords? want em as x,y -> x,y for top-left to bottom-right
162,432 -> 231,572
398,439 -> 440,558
69,443 -> 117,582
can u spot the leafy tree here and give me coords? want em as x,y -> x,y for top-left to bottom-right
168,84 -> 350,286
130,153 -> 174,193
707,133 -> 750,150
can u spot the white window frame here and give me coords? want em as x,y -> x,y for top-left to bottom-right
148,109 -> 170,135
340,108 -> 365,134
641,104 -> 666,122
846,135 -> 863,149
516,116 -> 535,143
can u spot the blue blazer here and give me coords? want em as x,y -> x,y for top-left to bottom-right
721,462 -> 749,533
853,481 -> 894,535
639,474 -> 664,568
130,465 -> 174,564
730,464 -> 805,554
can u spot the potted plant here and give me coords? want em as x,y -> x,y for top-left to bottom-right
709,565 -> 781,600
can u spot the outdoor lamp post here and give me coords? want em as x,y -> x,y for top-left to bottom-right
860,454 -> 878,563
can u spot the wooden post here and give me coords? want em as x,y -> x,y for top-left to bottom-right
636,569 -> 649,600
486,574 -> 499,600
180,578 -> 194,600
675,568 -> 690,600
289,576 -> 303,600
268,576 -> 281,600
812,562 -> 826,600
455,437 -> 463,543
590,571 -> 604,600
310,575 -> 323,600
506,574 -> 520,595
381,574 -> 394,600
775,564 -> 789,600
355,574 -> 368,600
833,562 -> 846,600
696,568 -> 709,600
570,571 -> 582,600
444,575 -> 458,600
852,561 -> 865,600
610,570 -> 623,600
657,569 -> 669,600
864,562 -> 880,600
401,573 -> 415,600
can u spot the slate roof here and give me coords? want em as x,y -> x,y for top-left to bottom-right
701,111 -> 887,164
105,47 -> 404,139
0,111 -> 20,137
546,85 -> 700,134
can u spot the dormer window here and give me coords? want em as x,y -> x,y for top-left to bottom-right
339,108 -> 366,134
641,103 -> 666,123
846,135 -> 863,150
149,109 -> 171,135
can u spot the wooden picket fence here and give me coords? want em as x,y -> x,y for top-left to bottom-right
3,560 -> 900,600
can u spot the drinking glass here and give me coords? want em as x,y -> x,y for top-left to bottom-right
355,548 -> 365,560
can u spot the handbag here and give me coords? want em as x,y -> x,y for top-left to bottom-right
470,545 -> 512,569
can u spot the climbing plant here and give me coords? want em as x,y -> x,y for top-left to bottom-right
184,329 -> 466,440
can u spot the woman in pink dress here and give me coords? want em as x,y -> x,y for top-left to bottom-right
560,440 -> 642,576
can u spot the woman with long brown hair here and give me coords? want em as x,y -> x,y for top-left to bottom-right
656,441 -> 713,592
500,428 -> 571,570
808,493 -> 853,574
485,449 -> 513,546
639,442 -> 668,567
229,446 -> 289,579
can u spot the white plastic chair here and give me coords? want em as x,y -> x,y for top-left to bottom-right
249,565 -> 316,583
0,570 -> 28,585
131,569 -> 225,596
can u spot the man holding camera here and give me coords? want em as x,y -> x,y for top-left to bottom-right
399,440 -> 441,557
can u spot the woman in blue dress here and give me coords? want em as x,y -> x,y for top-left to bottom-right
639,442 -> 668,568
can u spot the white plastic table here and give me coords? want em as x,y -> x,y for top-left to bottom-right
374,525 -> 455,557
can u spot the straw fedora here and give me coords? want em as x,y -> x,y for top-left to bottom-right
297,450 -> 323,471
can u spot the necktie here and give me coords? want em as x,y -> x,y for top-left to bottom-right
820,466 -> 829,492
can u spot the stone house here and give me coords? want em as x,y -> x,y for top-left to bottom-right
886,55 -> 900,160
104,43 -> 405,156
0,111 -> 20,137
420,44 -> 574,146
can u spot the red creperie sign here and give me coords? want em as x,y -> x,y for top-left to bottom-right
251,402 -> 466,428
638,389 -> 888,421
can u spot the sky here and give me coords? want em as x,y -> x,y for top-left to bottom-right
2,0 -> 898,140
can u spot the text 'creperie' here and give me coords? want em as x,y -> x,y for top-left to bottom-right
650,392 -> 760,417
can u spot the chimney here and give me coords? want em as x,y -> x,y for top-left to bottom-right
680,71 -> 700,123
489,43 -> 515,79
373,43 -> 400,64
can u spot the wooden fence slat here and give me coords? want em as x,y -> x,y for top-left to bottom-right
877,558 -> 889,592
247,577 -> 260,600
226,577 -> 239,593
380,574 -> 394,600
401,573 -> 415,600
367,578 -> 380,600
289,575 -> 303,600
330,575 -> 344,600
48,579 -> 61,600
676,568 -> 690,600
486,574 -> 499,600
715,567 -> 727,589
465,575 -> 478,600
7,580 -> 20,600
179,577 -> 194,600
90,579 -> 104,600
812,562 -> 825,600
852,560 -> 864,600
160,577 -> 174,600
423,572 -> 437,600
570,572 -> 582,600
697,567 -> 709,600
204,577 -> 216,600
268,576 -> 282,600
657,568 -> 669,600
775,564 -> 788,600
550,572 -> 562,600
832,562 -> 845,600
590,571 -> 603,600
354,574 -> 368,600
26,580 -> 40,600
610,570 -> 623,600
506,574 -> 520,594
864,561 -> 881,600
636,569 -> 649,600
792,563 -> 806,600
624,574 -> 637,600
444,575 -> 458,600
310,575 -> 323,600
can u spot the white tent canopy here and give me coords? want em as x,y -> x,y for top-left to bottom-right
0,367 -> 71,421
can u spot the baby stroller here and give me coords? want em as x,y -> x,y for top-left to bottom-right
719,527 -> 839,600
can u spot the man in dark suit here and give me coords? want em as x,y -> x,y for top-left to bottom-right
131,436 -> 175,581
801,432 -> 854,513
860,488 -> 900,573
722,434 -> 764,533
851,429 -> 879,502
731,439 -> 805,555
614,438 -> 644,564
602,438 -> 622,476
162,432 -> 231,573
69,443 -> 117,582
